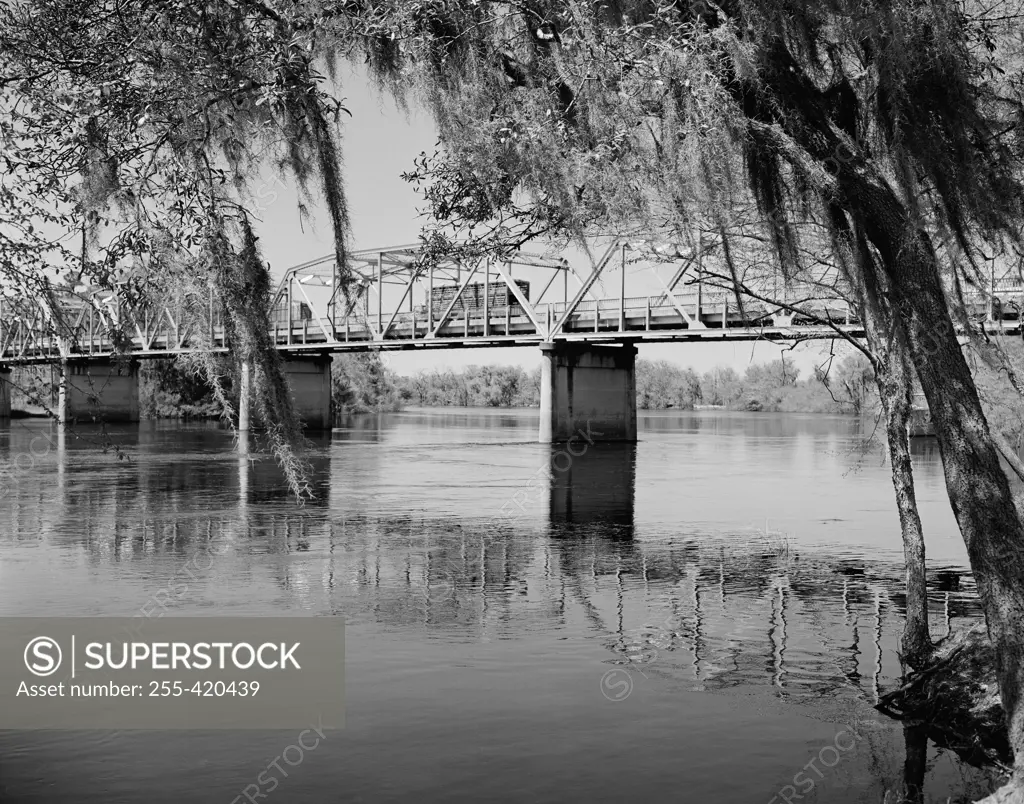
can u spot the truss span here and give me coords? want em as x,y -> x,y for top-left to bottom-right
2,240 -> 1021,363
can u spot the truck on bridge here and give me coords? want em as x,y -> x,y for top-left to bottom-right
425,279 -> 530,318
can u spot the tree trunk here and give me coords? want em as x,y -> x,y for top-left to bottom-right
724,38 -> 1021,792
876,351 -> 933,669
851,177 -> 1024,783
844,240 -> 933,669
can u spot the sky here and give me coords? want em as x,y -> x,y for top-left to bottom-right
252,68 -> 856,379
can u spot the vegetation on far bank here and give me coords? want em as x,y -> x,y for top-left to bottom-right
389,352 -> 879,414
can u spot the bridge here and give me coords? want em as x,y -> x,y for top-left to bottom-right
1,240 -> 1020,440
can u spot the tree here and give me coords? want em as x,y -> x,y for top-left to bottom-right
701,366 -> 742,407
0,0 -> 357,497
351,2 -> 1024,792
823,353 -> 876,416
636,359 -> 701,409
332,353 -> 401,414
402,364 -> 538,407
743,358 -> 797,411
139,358 -> 222,419
7,1 -> 1024,787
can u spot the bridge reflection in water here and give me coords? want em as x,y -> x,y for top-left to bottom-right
0,421 -> 981,661
0,419 -> 997,800
548,442 -> 636,535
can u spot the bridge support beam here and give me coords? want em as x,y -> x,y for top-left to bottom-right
283,354 -> 332,430
539,342 -> 637,443
0,367 -> 10,421
59,358 -> 139,423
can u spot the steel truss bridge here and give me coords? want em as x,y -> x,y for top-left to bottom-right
1,240 -> 1021,363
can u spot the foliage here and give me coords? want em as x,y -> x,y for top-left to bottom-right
636,360 -> 702,409
139,359 -> 222,420
400,365 -> 540,407
333,353 -> 402,414
0,0 -> 359,498
353,0 -> 1024,277
818,352 -> 878,415
8,366 -> 54,413
711,358 -> 847,413
396,357 -> 852,413
1,0 -> 353,287
346,10 -> 1024,774
739,357 -> 798,410
700,366 -> 743,407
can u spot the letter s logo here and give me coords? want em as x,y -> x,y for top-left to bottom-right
599,669 -> 633,701
24,636 -> 62,677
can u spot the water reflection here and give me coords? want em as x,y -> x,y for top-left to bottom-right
238,432 -> 250,506
548,442 -> 635,533
641,409 -> 866,435
903,723 -> 929,804
909,436 -> 942,461
0,413 -> 1003,803
335,412 -> 393,441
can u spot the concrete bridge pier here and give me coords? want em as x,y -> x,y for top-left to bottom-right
59,358 -> 139,424
0,366 -> 11,420
539,342 -> 637,443
284,354 -> 333,430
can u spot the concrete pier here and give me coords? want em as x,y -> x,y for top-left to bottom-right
59,358 -> 139,423
539,342 -> 637,443
283,354 -> 333,430
0,367 -> 10,420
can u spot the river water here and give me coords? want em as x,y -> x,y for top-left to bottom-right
0,409 -> 1003,802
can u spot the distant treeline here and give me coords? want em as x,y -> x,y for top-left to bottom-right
636,357 -> 874,413
396,355 -> 877,414
397,365 -> 541,408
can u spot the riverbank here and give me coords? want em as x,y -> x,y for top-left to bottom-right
878,627 -> 1012,774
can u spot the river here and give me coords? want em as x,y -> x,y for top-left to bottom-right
0,409 -> 1002,802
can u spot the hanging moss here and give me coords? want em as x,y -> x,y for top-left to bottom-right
1,2 -> 361,500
